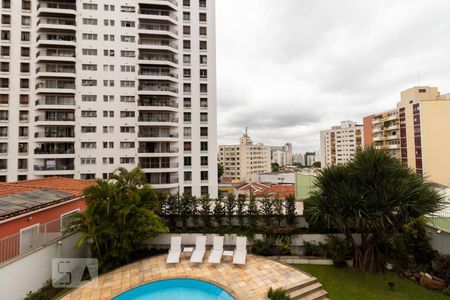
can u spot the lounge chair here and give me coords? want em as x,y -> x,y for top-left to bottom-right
233,236 -> 247,265
190,235 -> 207,263
208,236 -> 224,264
166,236 -> 182,264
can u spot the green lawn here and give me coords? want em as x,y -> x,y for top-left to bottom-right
293,264 -> 449,300
428,216 -> 450,232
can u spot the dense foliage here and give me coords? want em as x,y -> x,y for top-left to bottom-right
77,167 -> 168,271
160,193 -> 298,236
268,287 -> 291,300
304,147 -> 443,272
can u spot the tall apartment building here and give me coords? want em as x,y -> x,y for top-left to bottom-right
218,131 -> 271,182
364,86 -> 450,186
0,0 -> 217,197
271,143 -> 293,166
319,121 -> 363,167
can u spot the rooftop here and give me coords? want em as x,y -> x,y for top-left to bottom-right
0,177 -> 95,221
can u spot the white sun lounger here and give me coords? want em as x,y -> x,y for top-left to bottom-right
208,236 -> 224,264
166,236 -> 182,264
233,236 -> 247,265
190,236 -> 207,263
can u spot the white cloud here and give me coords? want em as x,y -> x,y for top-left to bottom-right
216,0 -> 450,152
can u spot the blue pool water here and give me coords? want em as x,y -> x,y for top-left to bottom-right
113,278 -> 235,300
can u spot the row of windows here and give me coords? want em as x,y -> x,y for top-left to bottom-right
1,30 -> 30,41
0,158 -> 27,171
83,3 -> 135,12
1,0 -> 31,10
82,33 -> 135,43
1,14 -> 31,26
184,171 -> 209,182
0,77 -> 29,89
81,80 -> 135,87
0,45 -> 29,57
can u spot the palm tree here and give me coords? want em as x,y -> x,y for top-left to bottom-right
305,147 -> 442,272
77,167 -> 168,271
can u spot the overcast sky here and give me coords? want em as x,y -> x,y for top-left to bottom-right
215,0 -> 450,153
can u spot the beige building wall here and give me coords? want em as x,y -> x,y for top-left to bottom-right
421,101 -> 450,186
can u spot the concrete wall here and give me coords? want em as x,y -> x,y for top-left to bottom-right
143,233 -> 361,255
0,233 -> 88,300
426,225 -> 450,255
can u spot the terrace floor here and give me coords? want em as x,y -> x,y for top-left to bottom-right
61,254 -> 312,300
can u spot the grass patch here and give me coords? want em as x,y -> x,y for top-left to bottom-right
293,264 -> 449,300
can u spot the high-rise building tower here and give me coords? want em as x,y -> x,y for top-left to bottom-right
364,86 -> 450,186
0,0 -> 217,197
319,121 -> 363,167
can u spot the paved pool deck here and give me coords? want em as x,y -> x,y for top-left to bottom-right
61,253 -> 312,300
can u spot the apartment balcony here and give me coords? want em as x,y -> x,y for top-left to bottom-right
37,17 -> 76,31
384,134 -> 399,141
36,49 -> 76,62
138,84 -> 178,97
137,114 -> 179,126
139,0 -> 178,13
37,33 -> 76,47
34,164 -> 75,171
138,96 -> 178,108
34,145 -> 75,157
388,144 -> 400,150
138,68 -> 178,82
144,172 -> 179,189
372,118 -> 383,125
139,23 -> 178,39
139,161 -> 179,171
37,2 -> 76,16
138,38 -> 178,52
34,113 -> 75,126
35,81 -> 75,94
138,146 -> 179,157
384,124 -> 400,131
138,128 -> 178,141
373,136 -> 384,142
34,131 -> 75,141
138,54 -> 178,67
36,65 -> 76,78
138,9 -> 178,25
35,96 -> 75,109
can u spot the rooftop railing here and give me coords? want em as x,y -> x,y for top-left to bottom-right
0,216 -> 78,264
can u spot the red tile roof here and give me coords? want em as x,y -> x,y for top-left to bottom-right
255,184 -> 295,199
0,177 -> 95,197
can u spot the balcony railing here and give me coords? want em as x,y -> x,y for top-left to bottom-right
34,164 -> 75,171
139,85 -> 178,93
138,98 -> 178,107
138,131 -> 178,138
34,132 -> 75,138
139,69 -> 178,78
36,65 -> 75,74
34,148 -> 75,155
37,34 -> 76,42
37,18 -> 76,26
37,49 -> 76,58
139,54 -> 178,63
35,115 -> 75,122
138,39 -> 178,49
138,147 -> 178,154
139,162 -> 179,169
35,81 -> 75,90
0,217 -> 78,264
138,115 -> 178,122
139,24 -> 178,35
139,9 -> 178,21
36,97 -> 75,106
37,2 -> 76,10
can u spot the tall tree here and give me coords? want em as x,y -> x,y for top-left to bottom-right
225,193 -> 237,227
77,167 -> 168,271
304,147 -> 442,272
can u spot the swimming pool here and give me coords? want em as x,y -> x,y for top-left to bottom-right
113,278 -> 235,300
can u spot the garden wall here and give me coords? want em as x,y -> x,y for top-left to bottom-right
426,225 -> 450,255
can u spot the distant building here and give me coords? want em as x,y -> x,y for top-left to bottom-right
295,172 -> 317,200
218,130 -> 271,182
304,151 -> 318,167
271,143 -> 293,166
292,153 -> 304,165
250,170 -> 296,184
319,121 -> 363,167
363,86 -> 450,186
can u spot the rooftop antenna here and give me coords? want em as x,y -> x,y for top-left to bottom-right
245,126 -> 248,137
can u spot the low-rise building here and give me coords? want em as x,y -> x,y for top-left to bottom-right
218,130 -> 271,182
250,170 -> 296,184
0,177 -> 94,263
319,121 -> 363,167
363,86 -> 450,186
233,182 -> 295,199
295,171 -> 318,200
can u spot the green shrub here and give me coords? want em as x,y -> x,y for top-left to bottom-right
24,279 -> 61,300
432,255 -> 450,284
251,239 -> 273,256
268,287 -> 291,300
303,241 -> 328,257
443,286 -> 450,296
325,235 -> 353,267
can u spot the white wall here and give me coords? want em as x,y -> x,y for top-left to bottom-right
0,233 -> 88,300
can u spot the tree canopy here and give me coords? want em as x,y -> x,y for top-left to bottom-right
304,147 -> 443,272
